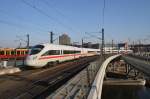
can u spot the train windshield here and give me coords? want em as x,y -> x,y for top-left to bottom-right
29,45 -> 44,55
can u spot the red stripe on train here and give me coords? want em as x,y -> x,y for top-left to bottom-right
0,55 -> 27,59
39,54 -> 83,60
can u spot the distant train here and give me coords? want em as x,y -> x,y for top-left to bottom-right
0,48 -> 28,59
25,43 -> 132,68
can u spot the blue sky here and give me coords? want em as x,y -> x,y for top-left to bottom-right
0,0 -> 150,47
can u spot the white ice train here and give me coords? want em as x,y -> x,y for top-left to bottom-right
25,43 -> 100,68
25,43 -> 132,68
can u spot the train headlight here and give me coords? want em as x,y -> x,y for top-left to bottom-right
33,56 -> 37,60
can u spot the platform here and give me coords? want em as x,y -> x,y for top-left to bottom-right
0,67 -> 21,75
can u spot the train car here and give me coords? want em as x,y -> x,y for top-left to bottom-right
0,48 -> 28,59
25,43 -> 99,68
105,49 -> 133,54
25,43 -> 133,68
119,49 -> 133,54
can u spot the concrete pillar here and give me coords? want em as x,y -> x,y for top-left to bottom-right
3,61 -> 8,68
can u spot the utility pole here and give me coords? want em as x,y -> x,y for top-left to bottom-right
82,38 -> 84,48
112,39 -> 113,53
101,28 -> 105,59
132,41 -> 135,54
26,34 -> 29,48
50,31 -> 54,43
138,40 -> 141,55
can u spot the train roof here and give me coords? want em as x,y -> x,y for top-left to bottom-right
39,43 -> 99,51
0,48 -> 28,50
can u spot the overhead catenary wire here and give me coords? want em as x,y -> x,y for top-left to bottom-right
41,0 -> 79,29
0,9 -> 54,44
0,19 -> 46,37
85,32 -> 102,40
0,19 -> 46,43
41,0 -> 68,19
21,0 -> 79,33
0,9 -> 48,33
0,19 -> 25,29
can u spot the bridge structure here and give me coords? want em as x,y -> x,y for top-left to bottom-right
122,55 -> 150,76
46,53 -> 150,99
87,54 -> 121,99
88,54 -> 150,99
48,54 -> 121,99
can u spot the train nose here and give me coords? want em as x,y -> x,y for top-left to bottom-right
25,59 -> 33,66
25,56 -> 36,66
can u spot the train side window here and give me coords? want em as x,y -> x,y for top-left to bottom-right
11,51 -> 15,55
75,51 -> 81,53
63,50 -> 81,54
25,51 -> 28,54
2,51 -> 4,55
63,50 -> 71,54
49,50 -> 60,55
0,51 -> 4,55
42,51 -> 49,56
6,51 -> 10,55
61,50 -> 63,55
21,51 -> 24,55
42,50 -> 60,56
17,51 -> 20,55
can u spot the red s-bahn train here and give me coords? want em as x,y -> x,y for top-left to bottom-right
0,48 -> 28,59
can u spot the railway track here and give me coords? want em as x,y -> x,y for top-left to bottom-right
0,56 -> 99,99
127,54 -> 150,61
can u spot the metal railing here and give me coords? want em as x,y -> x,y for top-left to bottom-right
0,57 -> 25,68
